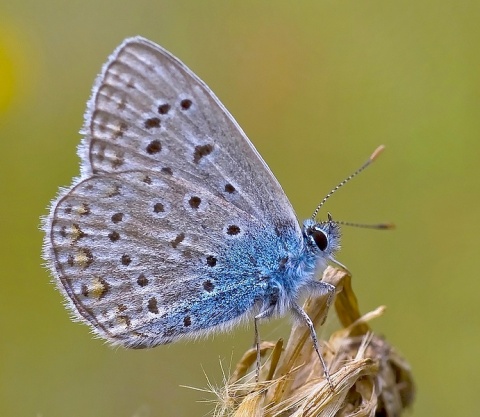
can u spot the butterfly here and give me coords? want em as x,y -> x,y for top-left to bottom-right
43,36 -> 384,385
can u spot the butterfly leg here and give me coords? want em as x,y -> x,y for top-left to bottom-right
309,280 -> 336,325
292,281 -> 335,391
253,304 -> 276,383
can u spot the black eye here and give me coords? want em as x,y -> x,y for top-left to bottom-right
312,229 -> 328,251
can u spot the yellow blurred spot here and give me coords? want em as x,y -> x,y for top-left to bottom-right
0,32 -> 16,113
0,20 -> 40,116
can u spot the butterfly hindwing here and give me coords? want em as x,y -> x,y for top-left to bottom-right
47,169 -> 298,347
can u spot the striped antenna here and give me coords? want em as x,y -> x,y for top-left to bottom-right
331,219 -> 395,230
311,145 -> 385,220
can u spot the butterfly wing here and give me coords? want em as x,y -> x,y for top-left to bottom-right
47,170 -> 299,347
44,37 -> 303,348
81,37 -> 299,229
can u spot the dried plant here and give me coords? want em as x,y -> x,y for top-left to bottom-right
211,267 -> 415,417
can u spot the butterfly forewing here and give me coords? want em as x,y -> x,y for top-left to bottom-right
82,37 -> 299,229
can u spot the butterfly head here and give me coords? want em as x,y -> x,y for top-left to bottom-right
303,213 -> 341,259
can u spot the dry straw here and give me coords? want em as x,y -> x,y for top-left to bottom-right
211,267 -> 415,417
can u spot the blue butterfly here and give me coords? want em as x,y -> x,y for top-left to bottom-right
43,36 -> 385,385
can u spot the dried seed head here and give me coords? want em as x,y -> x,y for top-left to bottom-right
211,267 -> 415,417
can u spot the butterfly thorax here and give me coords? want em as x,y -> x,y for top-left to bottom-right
251,218 -> 341,318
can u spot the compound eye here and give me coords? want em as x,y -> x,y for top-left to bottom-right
312,229 -> 328,251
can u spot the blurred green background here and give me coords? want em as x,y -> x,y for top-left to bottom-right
1,1 -> 479,416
